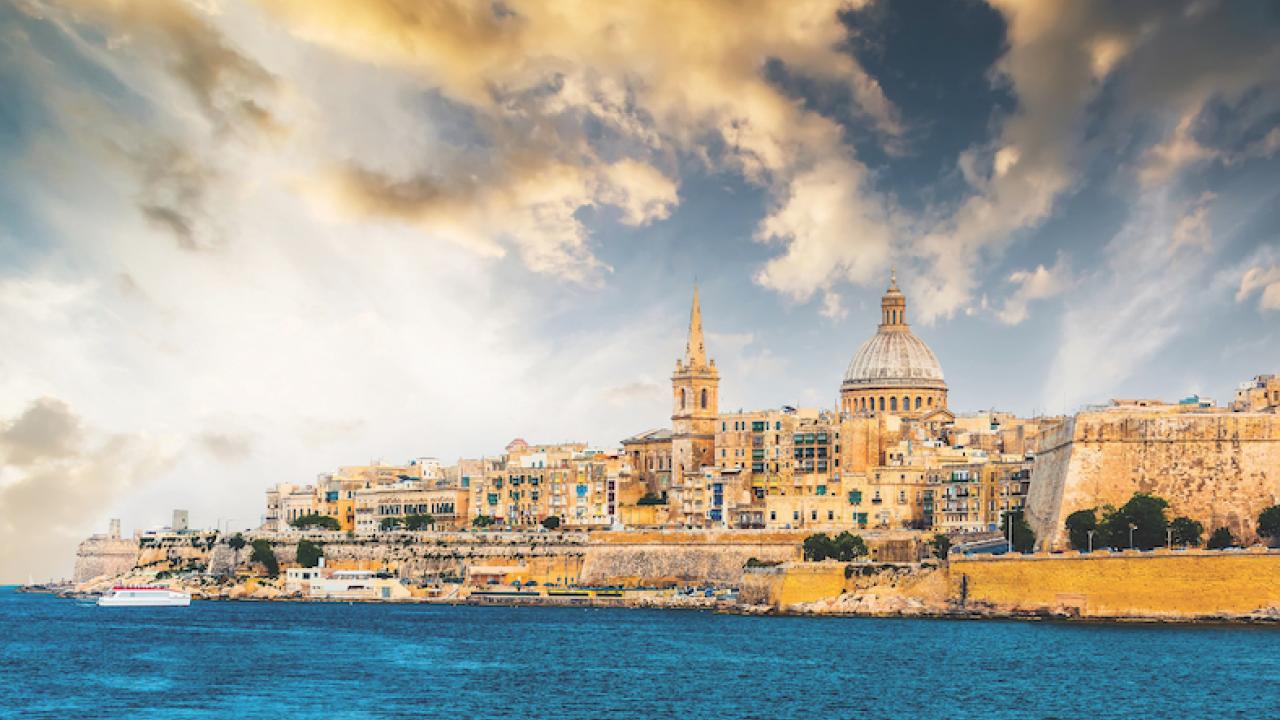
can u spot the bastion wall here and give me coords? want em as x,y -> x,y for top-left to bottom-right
1026,412 -> 1280,550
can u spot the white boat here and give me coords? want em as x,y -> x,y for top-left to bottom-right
97,586 -> 191,607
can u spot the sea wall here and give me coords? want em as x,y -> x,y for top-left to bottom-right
1026,412 -> 1280,550
950,550 -> 1280,619
739,562 -> 846,608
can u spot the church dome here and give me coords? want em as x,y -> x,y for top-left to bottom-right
841,272 -> 947,391
842,330 -> 946,388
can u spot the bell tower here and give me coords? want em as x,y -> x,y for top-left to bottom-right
671,286 -> 718,476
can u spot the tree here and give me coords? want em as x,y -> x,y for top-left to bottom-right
1207,527 -> 1236,550
1257,505 -> 1280,546
1065,509 -> 1098,551
226,533 -> 247,573
1098,493 -> 1170,549
296,539 -> 323,568
290,513 -> 340,531
472,515 -> 494,528
541,515 -> 561,530
831,531 -> 868,561
1168,516 -> 1203,547
380,517 -> 404,531
802,533 -> 836,561
929,534 -> 952,559
636,493 -> 666,506
1005,509 -> 1036,553
404,514 -> 435,531
249,539 -> 279,578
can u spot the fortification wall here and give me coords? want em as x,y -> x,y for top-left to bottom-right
73,536 -> 140,583
1026,412 -> 1280,549
951,550 -> 1280,618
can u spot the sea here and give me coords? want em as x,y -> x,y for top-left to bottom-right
1,586 -> 1276,719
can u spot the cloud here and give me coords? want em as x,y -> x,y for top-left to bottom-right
316,156 -> 677,282
753,157 -> 894,305
199,431 -> 254,463
1237,261 -> 1280,312
55,0 -> 281,137
0,398 -> 175,583
1138,112 -> 1215,187
995,254 -> 1073,325
819,290 -> 847,321
1170,192 -> 1215,253
255,0 -> 901,283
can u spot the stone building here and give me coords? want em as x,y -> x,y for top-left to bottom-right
1232,374 -> 1280,412
670,287 -> 719,478
839,272 -> 950,421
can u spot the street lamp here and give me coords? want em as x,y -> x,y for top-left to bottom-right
1129,523 -> 1137,549
1087,529 -> 1095,553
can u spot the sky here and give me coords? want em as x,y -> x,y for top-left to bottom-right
2,0 -> 1279,582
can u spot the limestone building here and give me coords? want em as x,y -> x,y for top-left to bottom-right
671,287 -> 719,477
840,272 -> 949,421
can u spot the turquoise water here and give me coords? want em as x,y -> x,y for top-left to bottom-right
1,587 -> 1277,719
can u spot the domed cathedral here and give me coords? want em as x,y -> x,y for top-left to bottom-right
840,272 -> 950,421
671,287 -> 719,475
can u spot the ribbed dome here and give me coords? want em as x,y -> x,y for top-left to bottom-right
843,329 -> 945,388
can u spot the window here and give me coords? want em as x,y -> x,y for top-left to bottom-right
928,397 -> 934,407
770,511 -> 776,521
722,421 -> 726,431
827,510 -> 834,521
680,388 -> 686,408
879,397 -> 885,411
890,397 -> 898,412
701,388 -> 708,409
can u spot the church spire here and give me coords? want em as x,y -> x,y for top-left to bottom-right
685,285 -> 707,367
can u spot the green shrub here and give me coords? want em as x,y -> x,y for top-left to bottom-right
290,514 -> 340,531
404,514 -> 434,531
541,515 -> 561,530
636,493 -> 666,506
1169,516 -> 1203,546
1258,506 -> 1280,545
1206,527 -> 1236,550
249,539 -> 279,577
1005,509 -> 1036,553
296,539 -> 323,568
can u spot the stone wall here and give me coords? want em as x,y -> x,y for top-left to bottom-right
951,550 -> 1280,618
73,535 -> 140,583
1026,411 -> 1280,550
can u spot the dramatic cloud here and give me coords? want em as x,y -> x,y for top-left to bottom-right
0,398 -> 175,583
317,157 -> 677,281
257,0 -> 901,284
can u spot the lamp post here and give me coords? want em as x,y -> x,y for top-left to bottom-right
1129,523 -> 1137,550
1087,529 -> 1095,553
1167,527 -> 1173,550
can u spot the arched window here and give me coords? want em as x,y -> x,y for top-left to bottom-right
878,396 -> 885,411
890,397 -> 897,412
680,388 -> 686,409
928,397 -> 934,407
902,396 -> 909,411
915,396 -> 922,410
700,388 -> 708,409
